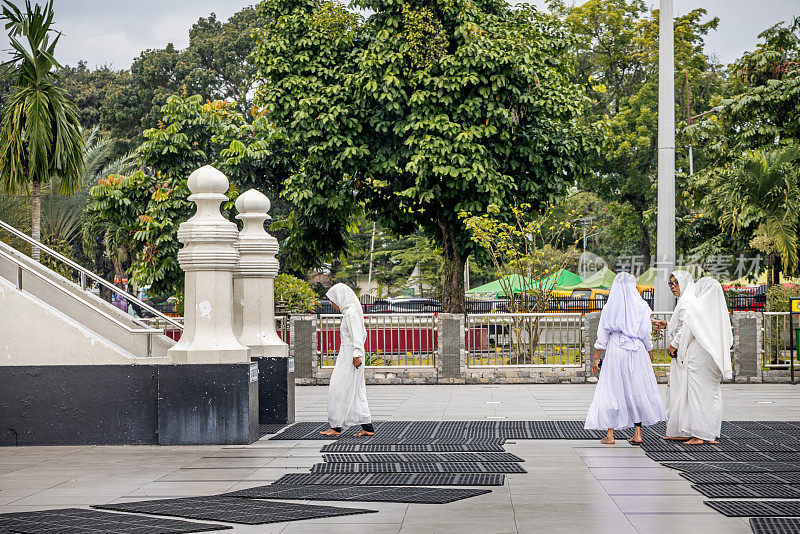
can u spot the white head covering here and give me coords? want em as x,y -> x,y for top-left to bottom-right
600,272 -> 652,340
326,283 -> 366,334
667,270 -> 696,339
684,277 -> 733,379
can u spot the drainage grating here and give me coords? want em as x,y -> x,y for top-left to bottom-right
322,452 -> 524,463
310,462 -> 526,474
705,500 -> 800,518
751,517 -> 800,534
273,472 -> 506,486
693,484 -> 800,499
682,472 -> 800,485
96,496 -> 376,525
0,508 -> 231,534
224,484 -> 492,504
320,442 -> 506,453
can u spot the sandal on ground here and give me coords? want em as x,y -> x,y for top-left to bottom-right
684,438 -> 718,445
319,429 -> 341,436
354,430 -> 375,437
662,436 -> 690,441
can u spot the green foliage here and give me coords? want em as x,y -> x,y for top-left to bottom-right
83,94 -> 290,297
275,273 -> 318,312
551,0 -> 721,263
0,0 -> 85,197
767,284 -> 800,312
254,0 -> 595,312
704,146 -> 800,280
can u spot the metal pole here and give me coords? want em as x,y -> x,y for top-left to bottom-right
686,70 -> 694,176
655,0 -> 676,313
464,256 -> 470,292
366,222 -> 376,296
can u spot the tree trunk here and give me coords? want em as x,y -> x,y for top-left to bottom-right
438,218 -> 465,314
31,179 -> 41,262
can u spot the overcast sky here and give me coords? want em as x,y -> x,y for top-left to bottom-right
18,1 -> 800,70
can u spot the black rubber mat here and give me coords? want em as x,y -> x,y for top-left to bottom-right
641,439 -> 796,453
751,517 -> 800,534
96,496 -> 376,525
268,422 -> 349,440
555,420 -> 606,440
0,508 -> 231,533
310,462 -> 526,474
705,500 -> 800,518
320,442 -> 506,453
273,472 -> 505,486
682,472 -> 800,484
224,484 -> 492,504
258,424 -> 286,437
647,451 -> 778,462
662,461 -> 800,473
322,452 -> 524,463
694,484 -> 800,498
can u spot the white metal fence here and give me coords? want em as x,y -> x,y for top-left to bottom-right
763,312 -> 793,369
318,314 -> 437,367
465,313 -> 584,367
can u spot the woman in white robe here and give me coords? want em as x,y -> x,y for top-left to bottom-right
320,283 -> 374,437
585,273 -> 666,445
658,270 -> 696,440
672,277 -> 733,444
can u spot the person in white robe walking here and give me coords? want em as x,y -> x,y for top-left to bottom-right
654,270 -> 696,441
669,277 -> 733,444
320,283 -> 374,437
585,272 -> 666,445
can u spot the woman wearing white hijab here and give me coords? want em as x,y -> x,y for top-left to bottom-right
320,283 -> 374,437
671,277 -> 733,444
656,270 -> 696,441
585,273 -> 666,445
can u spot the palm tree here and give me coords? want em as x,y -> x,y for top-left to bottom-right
711,145 -> 800,286
0,1 -> 85,261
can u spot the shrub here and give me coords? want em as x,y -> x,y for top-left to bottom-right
767,285 -> 800,312
275,274 -> 318,313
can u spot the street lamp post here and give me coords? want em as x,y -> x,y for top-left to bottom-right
655,0 -> 676,313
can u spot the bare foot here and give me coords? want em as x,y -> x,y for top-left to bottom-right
319,428 -> 341,436
684,438 -> 717,445
600,436 -> 615,444
354,430 -> 375,437
662,436 -> 690,441
627,438 -> 643,446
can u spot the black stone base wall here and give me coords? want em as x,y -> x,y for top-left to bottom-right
0,364 -> 258,446
253,357 -> 295,425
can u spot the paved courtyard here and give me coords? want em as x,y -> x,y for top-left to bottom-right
1,383 -> 799,533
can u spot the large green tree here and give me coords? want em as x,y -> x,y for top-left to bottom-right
0,0 -> 85,261
254,0 -> 595,312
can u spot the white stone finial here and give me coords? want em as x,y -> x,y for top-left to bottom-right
235,189 -> 271,218
233,187 -> 287,358
188,165 -> 229,195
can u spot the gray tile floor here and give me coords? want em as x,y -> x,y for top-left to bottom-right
2,383 -> 798,532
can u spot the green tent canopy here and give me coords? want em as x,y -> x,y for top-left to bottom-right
562,267 -> 617,290
466,270 -> 582,298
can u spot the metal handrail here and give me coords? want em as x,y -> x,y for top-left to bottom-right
0,219 -> 182,331
0,248 -> 162,357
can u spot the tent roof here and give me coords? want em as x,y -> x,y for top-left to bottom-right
466,269 -> 582,298
563,267 -> 617,290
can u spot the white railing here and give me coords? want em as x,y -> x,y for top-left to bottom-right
650,312 -> 674,366
764,312 -> 793,369
318,313 -> 437,367
465,313 -> 583,367
140,315 -> 290,345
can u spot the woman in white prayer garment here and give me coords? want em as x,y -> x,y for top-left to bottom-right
669,277 -> 733,445
585,272 -> 666,445
320,283 -> 374,437
654,270 -> 696,441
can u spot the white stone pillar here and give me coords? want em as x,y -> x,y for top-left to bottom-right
168,165 -> 249,364
233,189 -> 289,357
